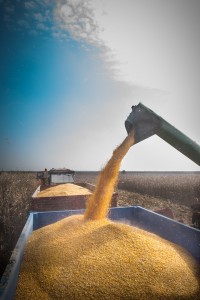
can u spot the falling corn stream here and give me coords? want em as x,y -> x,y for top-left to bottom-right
84,129 -> 135,220
16,130 -> 200,300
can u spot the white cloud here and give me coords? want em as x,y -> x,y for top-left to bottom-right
24,1 -> 36,10
18,19 -> 30,29
2,0 -> 104,46
36,22 -> 49,31
52,31 -> 68,41
29,29 -> 38,36
5,3 -> 15,14
54,0 -> 102,46
34,12 -> 47,22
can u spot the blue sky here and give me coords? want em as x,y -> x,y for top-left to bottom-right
1,0 -> 200,171
0,0 -> 110,170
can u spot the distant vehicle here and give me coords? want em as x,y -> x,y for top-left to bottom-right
36,168 -> 75,185
34,168 -> 117,212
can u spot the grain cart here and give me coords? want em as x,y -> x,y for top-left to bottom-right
125,102 -> 200,227
32,168 -> 118,212
0,207 -> 200,300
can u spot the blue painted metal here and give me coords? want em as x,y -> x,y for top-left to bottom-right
33,209 -> 85,230
109,206 -> 200,262
0,206 -> 199,300
0,214 -> 34,300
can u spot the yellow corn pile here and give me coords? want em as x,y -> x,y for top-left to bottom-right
15,131 -> 200,299
16,215 -> 200,299
36,183 -> 92,197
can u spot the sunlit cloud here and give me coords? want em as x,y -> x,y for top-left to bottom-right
54,0 -> 102,46
1,0 -> 103,46
5,3 -> 15,14
33,12 -> 49,23
29,29 -> 38,35
18,19 -> 30,29
24,1 -> 36,10
36,22 -> 49,31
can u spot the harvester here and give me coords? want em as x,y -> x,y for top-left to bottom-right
125,103 -> 200,165
125,102 -> 200,227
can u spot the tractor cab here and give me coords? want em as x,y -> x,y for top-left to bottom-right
36,168 -> 75,185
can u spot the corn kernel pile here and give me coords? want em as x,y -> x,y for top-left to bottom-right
37,183 -> 92,197
16,131 -> 200,299
16,215 -> 200,299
